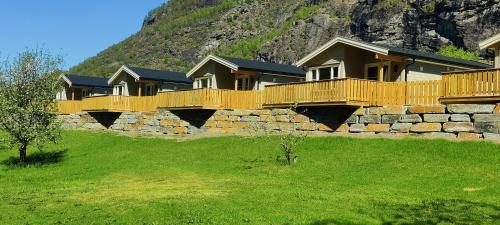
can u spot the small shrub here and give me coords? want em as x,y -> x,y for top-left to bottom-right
437,45 -> 481,62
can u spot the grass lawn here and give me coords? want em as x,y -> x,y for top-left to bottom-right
0,131 -> 498,225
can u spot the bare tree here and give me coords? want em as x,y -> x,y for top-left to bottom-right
0,49 -> 63,162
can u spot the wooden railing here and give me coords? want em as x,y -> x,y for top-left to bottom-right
442,68 -> 500,100
57,100 -> 83,114
57,70 -> 500,114
157,89 -> 263,109
264,79 -> 375,106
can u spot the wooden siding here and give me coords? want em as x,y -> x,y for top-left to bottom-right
441,68 -> 500,103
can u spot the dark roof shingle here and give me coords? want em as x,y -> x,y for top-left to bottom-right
64,74 -> 110,88
369,43 -> 492,69
221,57 -> 306,77
128,67 -> 192,84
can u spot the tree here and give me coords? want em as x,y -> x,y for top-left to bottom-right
0,49 -> 63,163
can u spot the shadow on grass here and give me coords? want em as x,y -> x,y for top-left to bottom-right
307,199 -> 499,225
1,149 -> 67,168
379,199 -> 500,225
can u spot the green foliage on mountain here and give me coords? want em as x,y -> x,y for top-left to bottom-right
437,45 -> 481,62
69,0 -> 499,77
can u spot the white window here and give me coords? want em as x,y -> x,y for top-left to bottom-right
309,65 -> 340,81
236,76 -> 255,90
114,85 -> 124,96
195,76 -> 213,89
145,83 -> 158,96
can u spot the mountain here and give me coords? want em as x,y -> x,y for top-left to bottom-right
69,0 -> 500,76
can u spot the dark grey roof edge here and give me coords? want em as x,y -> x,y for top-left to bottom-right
367,42 -> 492,69
126,66 -> 192,84
221,57 -> 306,77
64,74 -> 111,88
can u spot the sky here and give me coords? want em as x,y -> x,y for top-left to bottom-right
0,0 -> 167,69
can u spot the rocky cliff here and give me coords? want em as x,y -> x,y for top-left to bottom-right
70,0 -> 500,76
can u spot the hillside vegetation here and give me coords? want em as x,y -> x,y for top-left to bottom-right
0,131 -> 498,224
70,0 -> 500,76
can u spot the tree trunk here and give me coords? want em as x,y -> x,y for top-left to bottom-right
19,144 -> 27,163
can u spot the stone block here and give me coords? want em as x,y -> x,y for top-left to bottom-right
423,114 -> 450,123
271,109 -> 292,115
400,114 -> 422,123
216,121 -> 234,129
360,115 -> 381,124
227,116 -> 240,122
276,115 -> 290,122
144,119 -> 158,126
291,114 -> 310,123
408,105 -> 446,114
450,114 -> 470,122
419,132 -> 456,139
410,123 -> 441,133
457,132 -> 481,140
369,105 -> 404,115
382,115 -> 401,124
353,107 -> 365,116
204,120 -> 217,128
473,114 -> 500,122
249,110 -> 270,116
297,123 -> 317,131
127,119 -> 138,124
335,124 -> 350,133
495,104 -> 500,114
483,132 -> 500,141
447,104 -> 495,114
474,122 -> 500,134
349,124 -> 366,133
233,121 -> 249,129
390,123 -> 412,133
259,114 -> 275,122
214,115 -> 228,121
241,116 -> 260,122
174,126 -> 188,134
366,124 -> 390,132
443,122 -> 474,133
277,122 -> 294,131
317,123 -> 333,132
345,115 -> 359,124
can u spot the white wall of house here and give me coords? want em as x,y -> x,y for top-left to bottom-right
404,62 -> 468,81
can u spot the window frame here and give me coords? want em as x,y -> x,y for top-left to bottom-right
308,64 -> 341,81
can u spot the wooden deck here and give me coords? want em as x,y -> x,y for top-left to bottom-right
57,69 -> 500,114
440,68 -> 500,103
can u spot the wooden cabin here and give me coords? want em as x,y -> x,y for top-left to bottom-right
57,74 -> 111,100
295,37 -> 491,82
108,65 -> 192,96
479,33 -> 500,68
186,55 -> 306,90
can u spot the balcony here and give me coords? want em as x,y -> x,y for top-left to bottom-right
440,68 -> 500,104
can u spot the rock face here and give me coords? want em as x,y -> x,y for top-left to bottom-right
70,0 -> 500,76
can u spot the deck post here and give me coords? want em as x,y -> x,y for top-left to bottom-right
71,89 -> 75,100
378,63 -> 384,82
234,76 -> 238,90
138,83 -> 142,96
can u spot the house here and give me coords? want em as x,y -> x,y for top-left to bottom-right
479,33 -> 500,68
108,65 -> 192,96
295,37 -> 491,82
57,74 -> 111,100
186,55 -> 306,90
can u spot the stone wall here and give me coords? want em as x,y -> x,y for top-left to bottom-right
59,104 -> 500,141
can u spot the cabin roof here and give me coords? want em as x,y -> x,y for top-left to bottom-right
62,74 -> 111,88
108,66 -> 192,85
295,37 -> 492,69
479,33 -> 500,50
187,55 -> 305,78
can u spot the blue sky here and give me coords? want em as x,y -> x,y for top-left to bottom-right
0,0 -> 166,69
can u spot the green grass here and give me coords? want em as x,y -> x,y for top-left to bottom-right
0,131 -> 498,224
